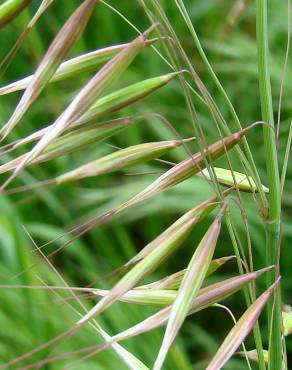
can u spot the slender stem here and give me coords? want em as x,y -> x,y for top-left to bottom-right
255,0 -> 284,368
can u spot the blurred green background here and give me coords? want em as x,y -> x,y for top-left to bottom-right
0,0 -> 291,368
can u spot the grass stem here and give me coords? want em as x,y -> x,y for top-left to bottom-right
255,0 -> 285,368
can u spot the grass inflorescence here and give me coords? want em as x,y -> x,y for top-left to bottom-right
0,0 -> 290,369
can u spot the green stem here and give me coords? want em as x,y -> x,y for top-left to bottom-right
255,0 -> 284,368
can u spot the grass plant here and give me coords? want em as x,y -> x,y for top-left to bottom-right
0,0 -> 291,369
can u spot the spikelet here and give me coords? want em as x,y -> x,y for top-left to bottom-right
206,278 -> 280,370
0,0 -> 97,140
0,0 -> 31,29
